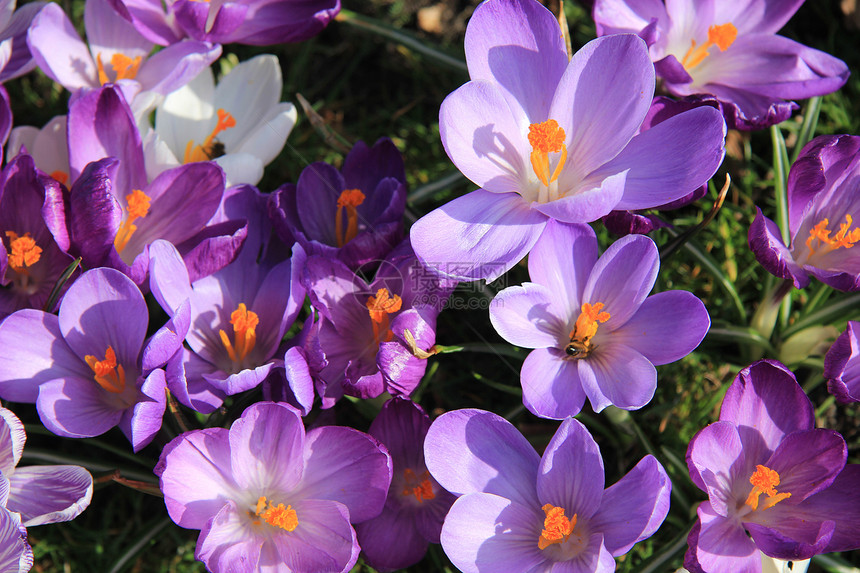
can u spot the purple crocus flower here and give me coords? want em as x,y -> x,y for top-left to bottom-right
105,0 -> 339,47
28,0 -> 220,101
685,360 -> 860,573
489,220 -> 709,418
355,398 -> 455,572
269,138 -> 407,270
1,153 -> 76,319
7,115 -> 69,187
593,0 -> 849,130
424,409 -> 671,572
0,407 -> 92,526
0,0 -> 45,84
749,134 -> 860,292
148,185 -> 305,413
823,320 -> 860,403
0,507 -> 31,573
156,401 -> 392,573
0,267 -> 188,451
410,0 -> 726,282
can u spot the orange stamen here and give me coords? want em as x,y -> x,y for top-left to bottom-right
254,496 -> 298,531
335,188 -> 366,247
528,120 -> 567,187
681,23 -> 738,70
5,232 -> 42,272
570,302 -> 610,343
745,465 -> 792,511
538,504 -> 577,550
366,288 -> 402,344
218,303 -> 259,364
96,53 -> 142,85
401,468 -> 436,503
114,189 -> 152,253
50,171 -> 69,186
183,109 -> 236,163
806,215 -> 860,253
84,346 -> 127,394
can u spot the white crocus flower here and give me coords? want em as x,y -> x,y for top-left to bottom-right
149,54 -> 297,186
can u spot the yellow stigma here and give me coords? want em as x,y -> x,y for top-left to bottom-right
745,464 -> 792,511
254,496 -> 298,531
218,303 -> 259,364
366,288 -> 402,344
183,109 -> 236,163
96,53 -> 143,85
528,120 -> 567,188
84,346 -> 127,394
335,188 -> 366,247
114,189 -> 152,253
681,23 -> 738,70
538,504 -> 577,550
5,232 -> 42,273
401,468 -> 436,503
806,214 -> 860,254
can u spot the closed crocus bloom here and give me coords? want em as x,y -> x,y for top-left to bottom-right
157,402 -> 392,573
425,409 -> 671,573
593,0 -> 849,130
410,0 -> 725,282
824,320 -> 860,403
750,135 -> 860,291
685,360 -> 860,573
489,220 -> 709,418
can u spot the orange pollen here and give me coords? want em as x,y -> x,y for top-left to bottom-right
5,232 -> 42,272
805,215 -> 860,253
113,189 -> 152,253
84,346 -> 127,394
335,188 -> 366,247
50,171 -> 69,186
401,468 -> 436,503
218,303 -> 259,364
528,120 -> 568,188
538,504 -> 577,550
254,496 -> 298,532
570,302 -> 610,344
366,288 -> 402,344
681,22 -> 738,70
96,52 -> 142,85
183,109 -> 236,163
745,465 -> 792,511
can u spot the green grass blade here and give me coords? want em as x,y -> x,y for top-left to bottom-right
792,96 -> 822,163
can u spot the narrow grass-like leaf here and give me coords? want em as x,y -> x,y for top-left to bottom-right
783,292 -> 860,338
771,124 -> 791,245
706,326 -> 777,356
43,257 -> 81,313
792,96 -> 822,164
408,170 -> 466,204
107,516 -> 171,573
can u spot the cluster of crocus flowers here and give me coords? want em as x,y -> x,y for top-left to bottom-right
424,409 -> 671,572
684,360 -> 860,572
489,220 -> 710,418
593,0 -> 849,129
410,0 -> 726,282
750,134 -> 860,292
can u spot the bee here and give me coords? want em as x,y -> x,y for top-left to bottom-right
564,339 -> 589,358
204,140 -> 227,160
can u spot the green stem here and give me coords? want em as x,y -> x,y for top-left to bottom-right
408,171 -> 466,204
792,97 -> 822,164
107,516 -> 172,573
21,449 -> 156,483
23,425 -> 154,468
638,522 -> 695,573
771,124 -> 791,246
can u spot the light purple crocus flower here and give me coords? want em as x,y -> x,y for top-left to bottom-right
156,401 -> 392,573
355,398 -> 455,572
823,320 -> 860,403
148,185 -> 305,413
490,220 -> 709,418
7,115 -> 68,187
750,134 -> 860,292
269,137 -> 407,270
0,0 -> 45,84
685,360 -> 860,573
105,0 -> 339,47
0,407 -> 92,527
0,507 -> 31,573
593,0 -> 849,130
410,0 -> 726,282
28,0 -> 220,102
0,267 -> 189,451
425,409 -> 671,572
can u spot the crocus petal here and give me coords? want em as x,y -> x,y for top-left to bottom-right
824,321 -> 860,403
424,409 -> 540,508
533,171 -> 627,224
141,299 -> 191,371
165,347 -> 226,414
234,102 -> 297,167
411,189 -> 548,282
590,455 -> 671,556
521,347 -> 587,419
355,505 -> 428,573
764,429 -> 846,502
67,158 -> 123,270
0,408 -> 23,473
85,0 -> 152,62
135,40 -> 221,95
27,3 -> 96,91
213,54 -> 280,146
686,421 -> 745,516
592,0 -> 666,37
36,377 -> 123,439
694,500 -> 760,573
173,0 -> 246,44
228,0 -> 340,45
291,425 -> 392,523
0,507 -> 31,573
578,343 -> 657,411
7,465 -> 93,526
196,500 -> 261,572
490,282 -> 566,349
749,207 -> 809,288
440,493 -> 545,573
283,346 -> 316,416
536,418 -> 604,518
119,368 -> 166,451
147,239 -> 193,313
746,520 -> 833,563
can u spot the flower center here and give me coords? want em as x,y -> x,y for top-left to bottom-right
96,53 -> 143,85
681,23 -> 737,71
50,171 -> 69,186
335,188 -> 365,247
528,120 -> 568,191
254,496 -> 298,531
744,464 -> 791,511
183,109 -> 236,163
401,468 -> 436,503
114,189 -> 152,253
805,215 -> 860,256
564,302 -> 610,360
4,231 -> 42,274
366,288 -> 402,345
84,346 -> 127,394
219,303 -> 259,366
538,504 -> 578,550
